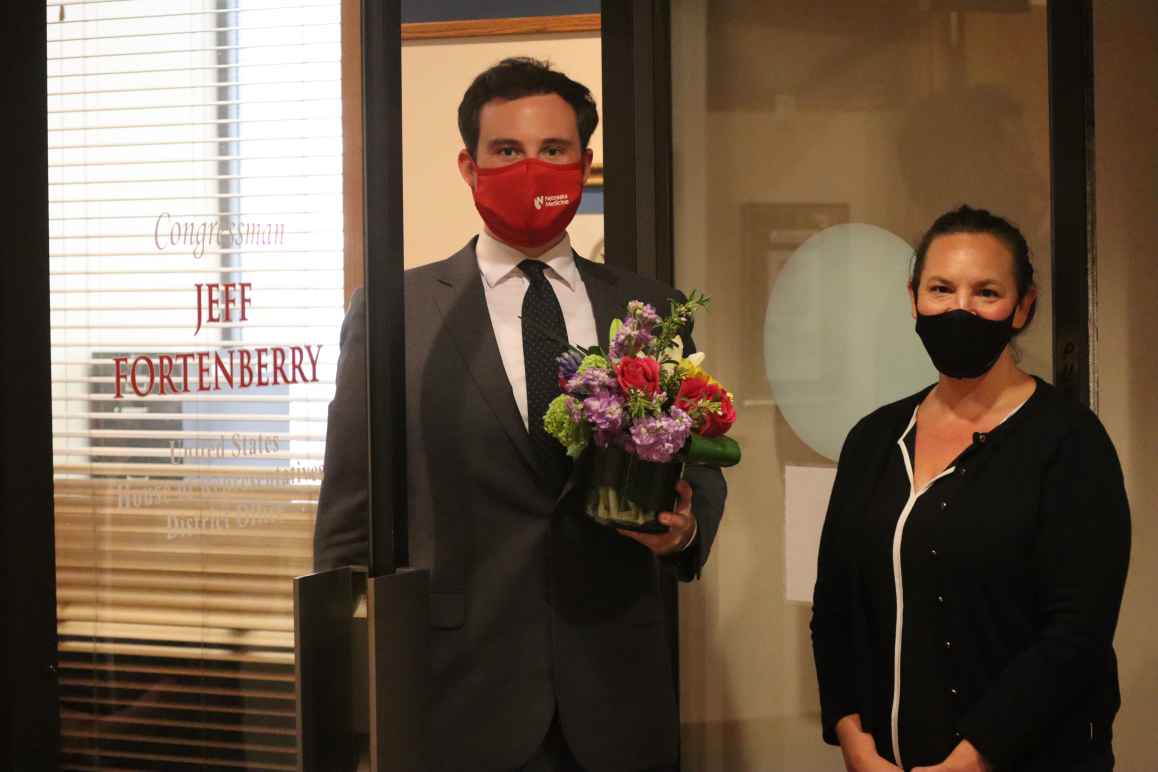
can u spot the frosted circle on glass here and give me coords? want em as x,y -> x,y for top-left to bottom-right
763,223 -> 937,461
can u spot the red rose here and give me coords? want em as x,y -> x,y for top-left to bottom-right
700,385 -> 736,437
675,376 -> 710,413
616,356 -> 661,397
677,377 -> 736,437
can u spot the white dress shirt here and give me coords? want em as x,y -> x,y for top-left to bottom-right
476,229 -> 599,430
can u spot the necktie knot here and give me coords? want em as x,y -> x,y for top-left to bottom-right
519,259 -> 551,287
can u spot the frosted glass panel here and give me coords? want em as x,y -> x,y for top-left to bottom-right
670,1 -> 1053,769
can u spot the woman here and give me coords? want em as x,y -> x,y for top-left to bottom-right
811,205 -> 1130,772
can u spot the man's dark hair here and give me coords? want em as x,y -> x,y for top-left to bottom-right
911,204 -> 1037,334
457,57 -> 599,158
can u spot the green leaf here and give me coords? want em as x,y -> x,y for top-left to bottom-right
681,434 -> 741,467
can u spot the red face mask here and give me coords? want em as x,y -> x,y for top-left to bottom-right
472,159 -> 584,249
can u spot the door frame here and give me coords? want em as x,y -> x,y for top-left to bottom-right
3,2 -> 60,768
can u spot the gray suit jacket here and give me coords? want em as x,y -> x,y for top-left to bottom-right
314,239 -> 727,771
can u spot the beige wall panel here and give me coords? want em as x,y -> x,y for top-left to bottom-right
1093,2 -> 1158,770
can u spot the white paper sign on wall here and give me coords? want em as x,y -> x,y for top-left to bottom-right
785,464 -> 838,604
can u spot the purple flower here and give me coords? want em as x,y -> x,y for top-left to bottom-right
627,407 -> 693,463
566,366 -> 617,396
627,301 -> 661,329
582,392 -> 626,447
609,319 -> 653,360
556,349 -> 583,384
609,302 -> 662,360
565,395 -> 585,424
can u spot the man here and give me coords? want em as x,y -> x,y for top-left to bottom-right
314,58 -> 727,772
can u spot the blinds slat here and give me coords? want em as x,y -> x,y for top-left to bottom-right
60,412 -> 327,423
55,553 -> 311,578
56,605 -> 294,635
51,0 -> 336,17
53,460 -> 324,475
52,307 -> 337,315
53,448 -> 324,462
49,114 -> 341,133
59,676 -> 293,701
59,661 -> 295,684
59,697 -> 293,721
57,745 -> 297,772
50,171 -> 340,184
51,21 -> 339,46
60,711 -> 296,737
51,189 -> 338,204
56,429 -> 325,441
54,568 -> 297,596
48,209 -> 326,222
48,151 -> 340,164
58,642 -> 293,667
59,728 -> 294,756
48,134 -> 341,150
55,527 -> 314,550
55,485 -> 320,502
49,79 -> 339,99
47,62 -> 341,80
57,621 -> 294,649
49,39 -> 341,62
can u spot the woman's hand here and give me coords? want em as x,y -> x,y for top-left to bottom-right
911,739 -> 992,772
835,714 -> 902,772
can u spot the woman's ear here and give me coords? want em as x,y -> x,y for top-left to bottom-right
908,281 -> 918,320
1014,286 -> 1038,330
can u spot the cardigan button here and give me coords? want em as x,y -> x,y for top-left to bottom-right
930,548 -> 938,558
950,687 -> 959,697
944,640 -> 952,650
940,501 -> 948,510
937,595 -> 944,604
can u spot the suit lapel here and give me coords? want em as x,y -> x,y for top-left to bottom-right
430,240 -> 543,480
574,254 -> 622,352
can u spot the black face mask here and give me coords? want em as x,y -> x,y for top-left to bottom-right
915,308 -> 1017,379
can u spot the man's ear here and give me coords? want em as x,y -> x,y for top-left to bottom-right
580,147 -> 594,186
908,281 -> 918,320
457,148 -> 477,189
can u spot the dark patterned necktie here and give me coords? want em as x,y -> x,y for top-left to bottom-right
519,259 -> 570,480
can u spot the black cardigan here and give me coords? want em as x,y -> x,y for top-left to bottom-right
811,378 -> 1130,771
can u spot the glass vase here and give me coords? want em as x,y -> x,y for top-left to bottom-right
583,445 -> 683,533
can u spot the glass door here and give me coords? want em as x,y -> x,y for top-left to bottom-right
669,1 -> 1054,768
46,1 -> 348,767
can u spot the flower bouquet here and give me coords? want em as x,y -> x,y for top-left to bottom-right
544,292 -> 741,532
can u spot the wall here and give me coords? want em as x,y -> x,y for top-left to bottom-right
1092,2 -> 1158,770
401,33 -> 604,268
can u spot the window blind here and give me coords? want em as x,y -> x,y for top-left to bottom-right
47,1 -> 345,768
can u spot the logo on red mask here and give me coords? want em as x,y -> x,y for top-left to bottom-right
472,159 -> 583,249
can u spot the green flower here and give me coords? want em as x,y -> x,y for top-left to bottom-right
577,354 -> 610,373
543,394 -> 590,458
